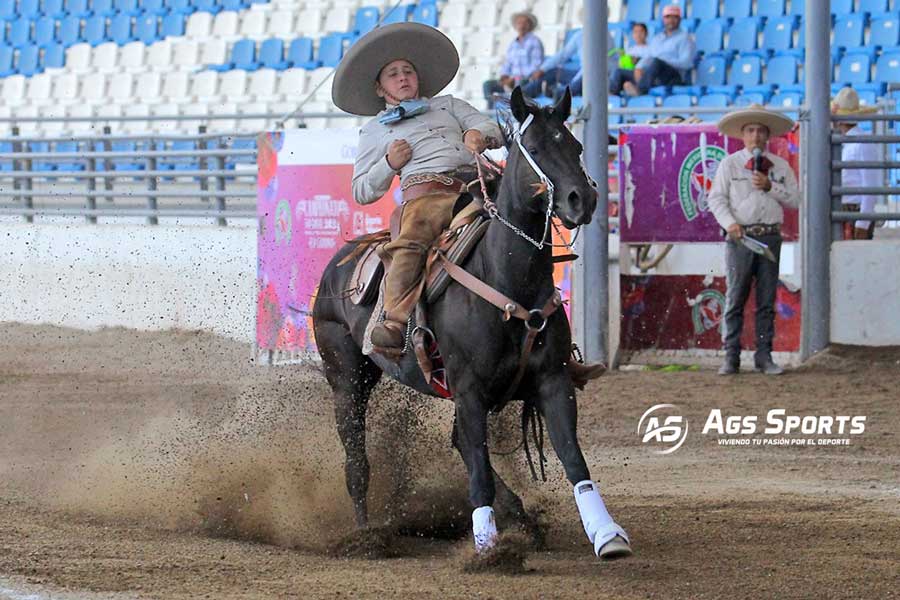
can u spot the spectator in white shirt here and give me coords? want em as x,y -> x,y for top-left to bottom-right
707,105 -> 800,376
832,87 -> 882,240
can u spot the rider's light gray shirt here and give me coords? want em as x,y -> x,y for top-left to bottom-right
352,95 -> 502,205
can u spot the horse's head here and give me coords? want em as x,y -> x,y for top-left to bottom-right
505,86 -> 598,229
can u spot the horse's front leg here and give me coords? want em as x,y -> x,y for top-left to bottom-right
453,393 -> 498,552
535,371 -> 633,560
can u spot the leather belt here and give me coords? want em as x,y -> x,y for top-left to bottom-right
743,223 -> 781,236
401,178 -> 466,203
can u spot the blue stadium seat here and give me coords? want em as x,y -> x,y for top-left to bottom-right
10,18 -> 33,48
0,142 -> 14,172
726,17 -> 762,54
0,46 -> 14,76
54,141 -> 85,172
829,0 -> 854,15
767,54 -> 799,86
43,0 -> 67,17
382,4 -> 412,24
110,141 -> 144,171
662,94 -> 693,108
139,0 -> 167,15
626,0 -> 654,23
839,52 -> 872,83
259,37 -> 286,69
608,94 -> 622,124
870,15 -> 900,48
691,0 -> 719,21
833,14 -> 866,49
29,142 -> 55,172
161,12 -> 184,37
770,91 -> 803,108
287,37 -> 318,69
158,140 -> 199,171
34,16 -> 57,47
722,0 -> 752,19
856,89 -> 878,106
135,13 -> 159,43
19,0 -> 40,19
0,3 -> 16,22
191,0 -> 221,14
410,2 -> 437,26
875,51 -> 900,82
756,0 -> 786,17
354,6 -> 379,35
90,0 -> 115,16
696,55 -> 727,87
760,16 -> 796,54
697,92 -> 730,120
165,0 -> 194,14
221,0 -> 249,11
694,19 -> 726,56
114,0 -> 141,16
58,15 -> 81,45
65,0 -> 91,17
859,0 -> 889,14
226,137 -> 256,170
735,91 -> 768,105
318,33 -> 345,68
625,95 -> 657,122
681,18 -> 699,32
110,13 -> 134,45
17,44 -> 41,76
42,42 -> 65,68
84,14 -> 107,45
209,38 -> 258,70
729,55 -> 762,86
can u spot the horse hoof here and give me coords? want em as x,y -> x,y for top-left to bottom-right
597,535 -> 633,561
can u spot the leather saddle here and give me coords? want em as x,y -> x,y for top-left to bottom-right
343,194 -> 490,306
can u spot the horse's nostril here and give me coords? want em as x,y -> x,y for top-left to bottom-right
568,190 -> 581,208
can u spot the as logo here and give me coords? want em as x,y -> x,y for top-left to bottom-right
638,404 -> 689,454
678,145 -> 726,221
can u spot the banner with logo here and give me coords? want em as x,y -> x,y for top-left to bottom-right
618,124 -> 800,243
256,129 -> 574,356
620,274 -> 801,352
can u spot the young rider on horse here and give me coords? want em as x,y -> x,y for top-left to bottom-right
331,23 -> 503,352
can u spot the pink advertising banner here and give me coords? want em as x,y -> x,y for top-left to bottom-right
256,129 -> 400,354
618,124 -> 800,243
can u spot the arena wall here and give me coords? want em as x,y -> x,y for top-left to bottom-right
831,241 -> 900,346
0,223 -> 256,343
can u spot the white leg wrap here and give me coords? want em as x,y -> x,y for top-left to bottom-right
573,480 -> 629,556
472,506 -> 498,553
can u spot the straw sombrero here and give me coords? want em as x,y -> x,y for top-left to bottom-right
716,104 -> 795,138
331,23 -> 459,116
831,87 -> 877,115
510,10 -> 538,31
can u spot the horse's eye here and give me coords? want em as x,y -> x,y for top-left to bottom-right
552,131 -> 563,142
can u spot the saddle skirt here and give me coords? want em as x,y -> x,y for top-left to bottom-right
344,198 -> 490,307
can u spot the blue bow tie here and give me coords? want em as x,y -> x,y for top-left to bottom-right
379,99 -> 430,125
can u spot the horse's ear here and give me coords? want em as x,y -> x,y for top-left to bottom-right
554,87 -> 572,121
510,86 -> 531,124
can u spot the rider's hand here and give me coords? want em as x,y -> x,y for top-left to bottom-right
386,139 -> 412,170
751,171 -> 772,191
727,223 -> 744,240
464,129 -> 488,154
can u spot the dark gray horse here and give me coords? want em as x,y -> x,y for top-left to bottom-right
312,88 -> 631,559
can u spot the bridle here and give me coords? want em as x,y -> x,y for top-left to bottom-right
474,111 -> 596,251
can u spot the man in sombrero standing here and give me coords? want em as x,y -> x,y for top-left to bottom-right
708,105 -> 800,376
333,23 -> 502,352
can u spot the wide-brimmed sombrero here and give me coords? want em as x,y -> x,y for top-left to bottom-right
831,87 -> 878,115
510,10 -> 538,30
332,23 -> 459,116
717,104 -> 795,138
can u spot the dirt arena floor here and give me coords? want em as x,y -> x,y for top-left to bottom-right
0,323 -> 897,599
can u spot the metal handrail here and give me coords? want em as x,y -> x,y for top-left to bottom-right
0,190 -> 256,198
0,206 -> 257,218
0,169 -> 252,178
0,149 -> 255,159
833,211 -> 900,222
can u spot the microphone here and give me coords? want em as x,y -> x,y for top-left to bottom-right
752,147 -> 763,172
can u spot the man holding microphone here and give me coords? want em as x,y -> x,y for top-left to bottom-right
707,105 -> 800,376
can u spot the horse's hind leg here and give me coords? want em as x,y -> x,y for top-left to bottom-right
316,320 -> 382,528
535,372 -> 632,560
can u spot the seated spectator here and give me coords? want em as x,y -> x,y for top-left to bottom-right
622,5 -> 695,96
609,22 -> 651,95
523,29 -> 616,101
482,11 -> 544,108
